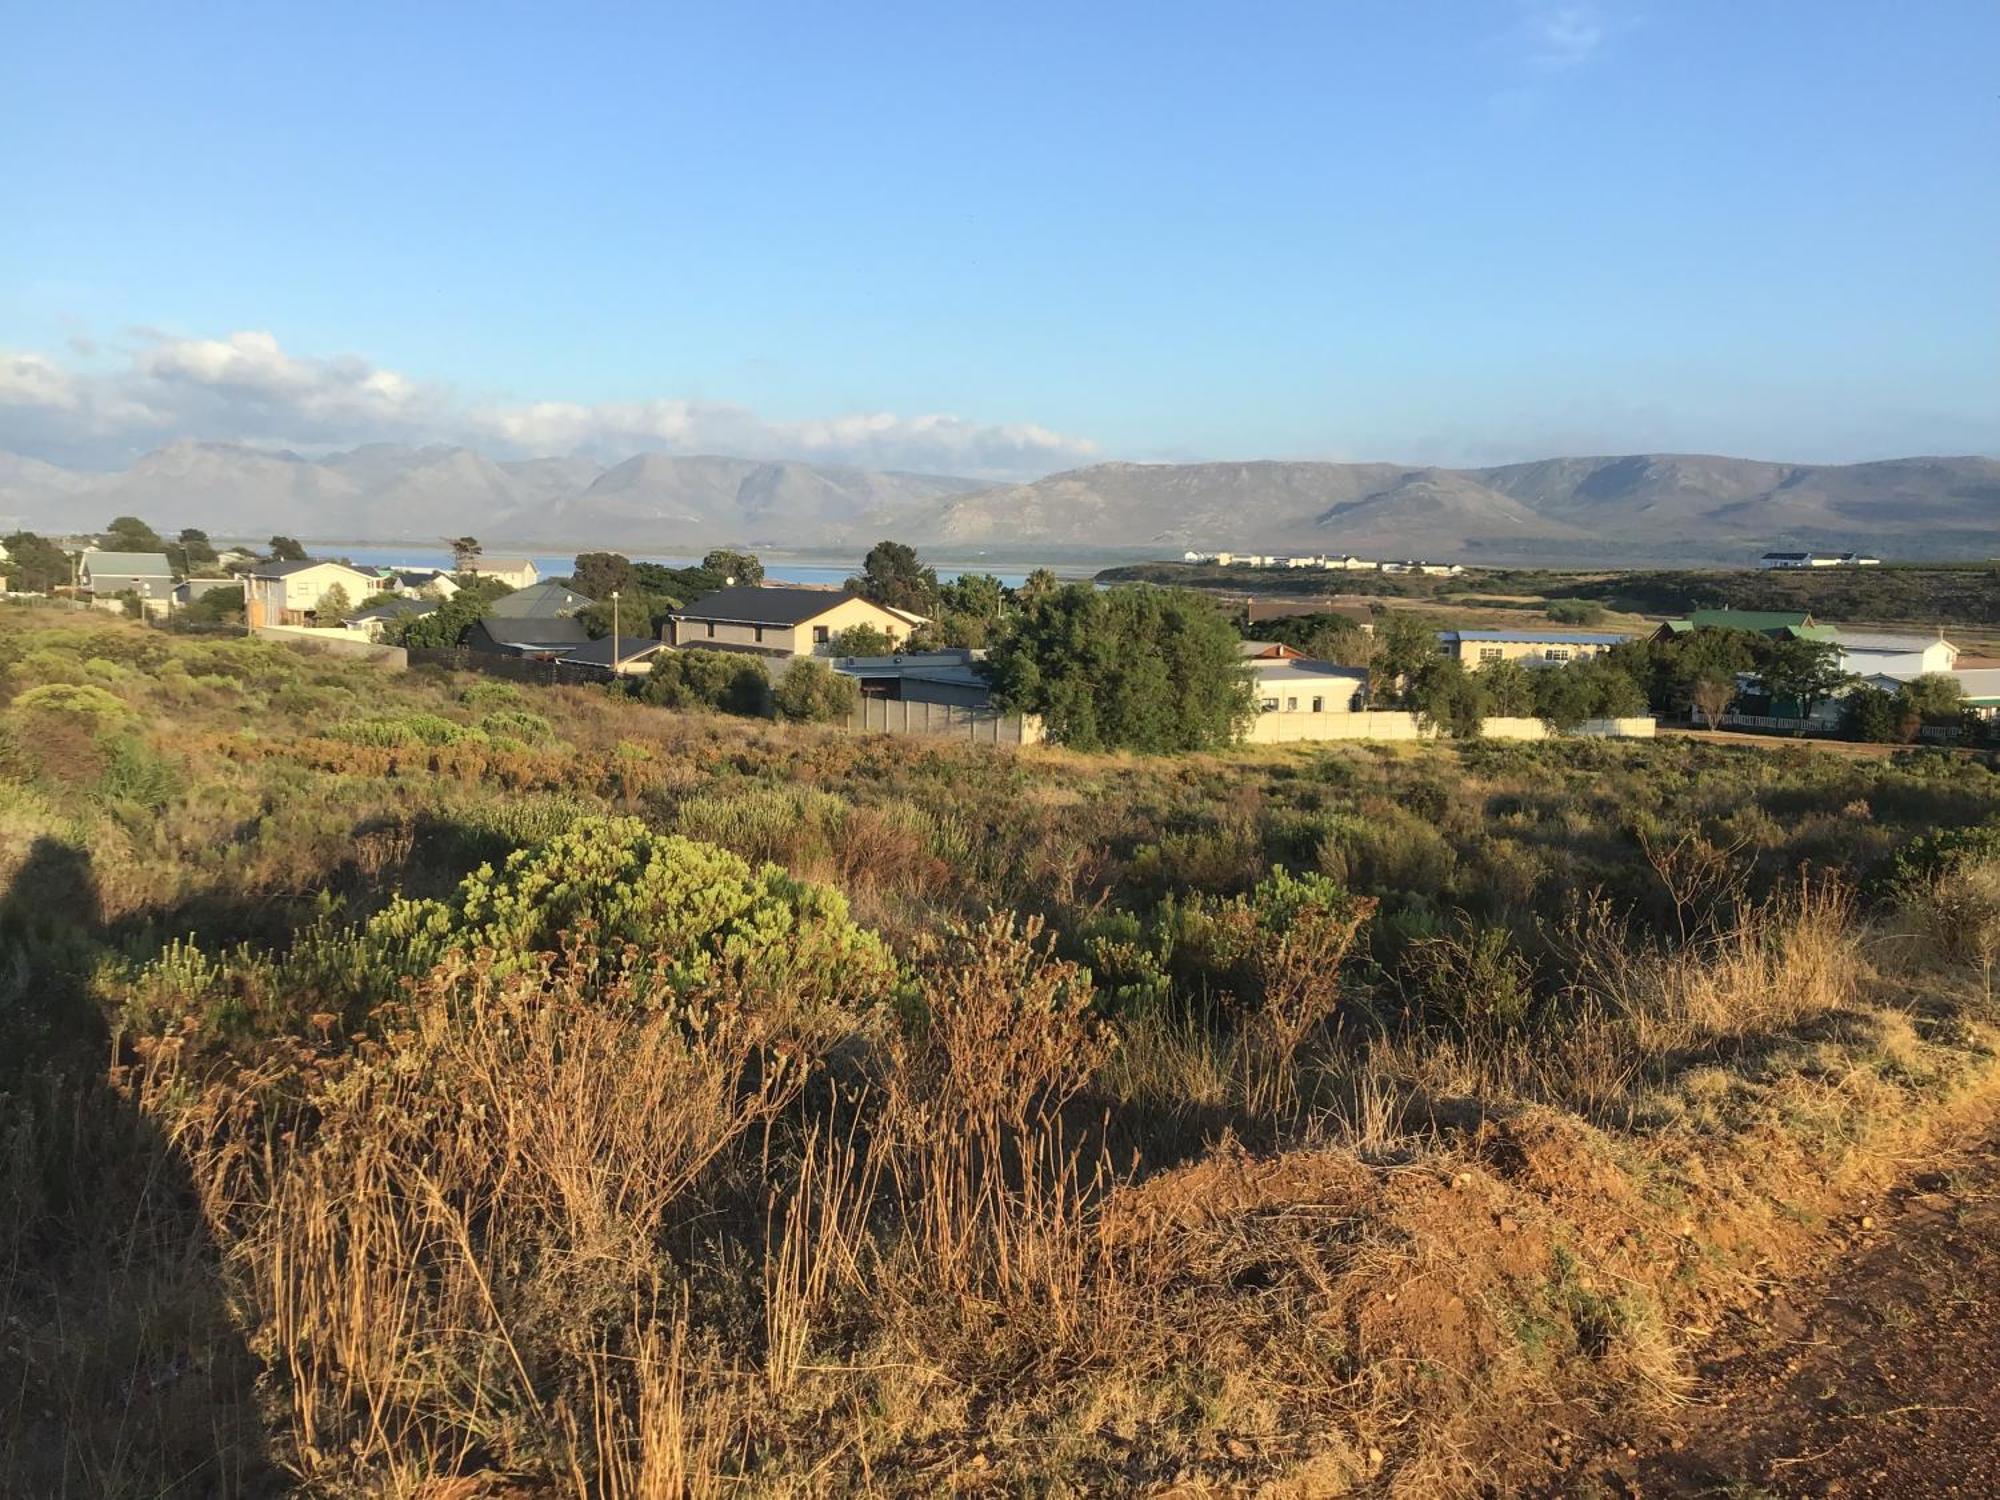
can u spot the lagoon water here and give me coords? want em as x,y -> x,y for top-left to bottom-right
326,547 -> 1033,589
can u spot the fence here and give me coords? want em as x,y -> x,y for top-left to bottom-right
843,698 -> 1046,745
1243,711 -> 1656,745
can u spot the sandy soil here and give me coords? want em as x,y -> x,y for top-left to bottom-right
1548,1125 -> 2000,1498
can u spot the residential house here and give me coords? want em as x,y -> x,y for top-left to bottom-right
1953,667 -> 2000,719
1758,551 -> 1881,569
666,585 -> 924,657
1250,658 -> 1371,715
1238,640 -> 1307,661
831,649 -> 996,708
557,635 -> 670,677
386,567 -> 460,599
468,617 -> 593,657
1322,554 -> 1376,571
465,557 -> 539,590
243,560 -> 381,627
1654,609 -> 1817,642
348,598 -> 438,642
79,551 -> 174,613
1442,629 -> 1629,669
1824,629 -> 1958,684
488,579 -> 594,620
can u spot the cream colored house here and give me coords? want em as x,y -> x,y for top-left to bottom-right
244,560 -> 381,627
467,557 -> 539,590
667,585 -> 923,657
1442,629 -> 1629,669
1249,658 -> 1370,715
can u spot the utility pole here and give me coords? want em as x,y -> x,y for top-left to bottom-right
610,589 -> 620,681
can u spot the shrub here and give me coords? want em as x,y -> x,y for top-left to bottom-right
641,649 -> 771,716
773,658 -> 860,723
478,709 -> 556,745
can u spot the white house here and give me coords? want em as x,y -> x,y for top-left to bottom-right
1827,629 -> 1958,683
1249,658 -> 1370,715
1760,551 -> 1882,569
466,557 -> 539,590
80,551 -> 175,612
244,560 -> 382,627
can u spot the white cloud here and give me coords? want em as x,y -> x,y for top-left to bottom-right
1521,2 -> 1608,68
0,328 -> 1097,479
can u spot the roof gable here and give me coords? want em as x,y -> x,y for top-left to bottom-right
487,580 -> 595,619
84,551 -> 172,577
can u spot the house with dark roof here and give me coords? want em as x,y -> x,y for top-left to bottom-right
487,580 -> 594,619
558,635 -> 670,677
349,597 -> 438,642
830,649 -> 994,708
467,616 -> 594,657
667,585 -> 924,658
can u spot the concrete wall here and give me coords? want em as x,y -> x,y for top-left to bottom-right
844,698 -> 1045,745
253,623 -> 407,669
1244,712 -> 1655,745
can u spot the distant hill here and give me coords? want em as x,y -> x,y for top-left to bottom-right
903,454 -> 2000,563
2,443 -> 1994,562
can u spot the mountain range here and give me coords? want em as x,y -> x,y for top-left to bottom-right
2,442 -> 1996,563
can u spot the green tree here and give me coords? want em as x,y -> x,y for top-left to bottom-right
987,584 -> 1252,752
571,551 -> 636,599
827,623 -> 898,657
1840,684 -> 1904,743
448,536 -> 482,572
102,515 -> 165,552
1406,655 -> 1486,739
849,540 -> 938,615
1371,613 -> 1444,701
1754,637 -> 1852,720
701,549 -> 764,586
1544,598 -> 1605,626
1532,657 -> 1648,732
1257,610 -> 1372,668
167,527 -> 219,575
1902,673 -> 1965,723
311,584 -> 354,625
267,535 -> 308,562
393,592 -> 490,648
2,532 -> 73,592
1670,627 -> 1756,725
1017,567 -> 1060,603
933,571 -> 1009,648
1477,658 -> 1537,716
772,658 -> 860,723
181,585 -> 244,624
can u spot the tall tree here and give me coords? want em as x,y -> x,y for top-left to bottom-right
172,527 -> 219,570
1371,612 -> 1444,702
1754,637 -> 1852,720
701,549 -> 764,586
849,540 -> 938,615
103,515 -> 165,552
448,536 -> 483,572
267,536 -> 308,562
572,552 -> 636,599
1,532 -> 73,592
987,584 -> 1252,752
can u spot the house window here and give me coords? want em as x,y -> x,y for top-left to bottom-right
1479,647 -> 1503,663
706,622 -> 715,638
1260,698 -> 1279,713
1544,647 -> 1570,663
1285,696 -> 1298,712
1311,696 -> 1323,712
754,626 -> 764,643
813,625 -> 830,644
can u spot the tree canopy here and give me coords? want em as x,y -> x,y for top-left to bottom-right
986,584 -> 1253,752
2,532 -> 73,592
849,541 -> 938,615
103,515 -> 165,552
268,536 -> 308,562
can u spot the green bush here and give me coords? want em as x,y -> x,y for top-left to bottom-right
478,709 -> 556,745
772,658 -> 860,723
640,649 -> 771,716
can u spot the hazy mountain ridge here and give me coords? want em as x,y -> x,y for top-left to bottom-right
2,442 -> 1995,561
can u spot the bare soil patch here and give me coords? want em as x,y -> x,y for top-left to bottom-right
1549,1125 -> 2000,1498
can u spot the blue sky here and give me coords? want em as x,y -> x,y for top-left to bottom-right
3,0 -> 1996,475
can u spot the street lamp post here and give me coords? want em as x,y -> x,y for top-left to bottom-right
610,589 -> 620,678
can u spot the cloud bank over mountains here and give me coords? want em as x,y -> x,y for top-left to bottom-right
0,329 -> 1098,480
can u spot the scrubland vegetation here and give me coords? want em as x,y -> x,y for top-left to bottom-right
5,605 -> 2000,1496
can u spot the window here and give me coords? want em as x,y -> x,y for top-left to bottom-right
1311,696 -> 1323,712
812,625 -> 829,644
1479,647 -> 1503,663
1260,698 -> 1279,713
753,625 -> 764,643
706,622 -> 715,639
1285,696 -> 1298,712
1544,647 -> 1570,663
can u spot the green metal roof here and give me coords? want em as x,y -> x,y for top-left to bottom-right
1687,609 -> 1815,631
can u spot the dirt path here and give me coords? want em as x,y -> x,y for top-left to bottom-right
1554,1129 -> 2000,1497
